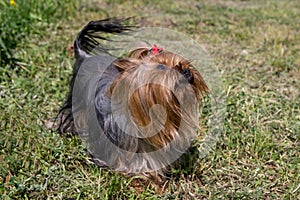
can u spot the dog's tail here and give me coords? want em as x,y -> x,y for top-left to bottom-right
74,17 -> 133,61
57,18 -> 133,134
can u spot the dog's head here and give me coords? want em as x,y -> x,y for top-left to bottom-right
108,46 -> 209,151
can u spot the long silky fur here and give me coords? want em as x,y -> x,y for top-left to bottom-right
57,18 -> 209,180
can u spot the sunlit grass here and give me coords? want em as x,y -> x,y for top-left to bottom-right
1,0 -> 299,199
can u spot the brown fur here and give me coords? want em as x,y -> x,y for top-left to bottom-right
110,47 -> 209,151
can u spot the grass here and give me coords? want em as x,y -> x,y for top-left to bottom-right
1,0 -> 299,199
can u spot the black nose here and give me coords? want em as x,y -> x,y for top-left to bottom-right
181,68 -> 194,83
156,64 -> 166,70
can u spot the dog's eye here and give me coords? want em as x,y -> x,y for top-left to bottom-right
156,64 -> 166,70
181,68 -> 194,84
181,69 -> 190,75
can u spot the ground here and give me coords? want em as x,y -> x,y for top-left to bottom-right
0,0 -> 299,199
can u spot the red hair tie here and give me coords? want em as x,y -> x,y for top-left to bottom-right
150,44 -> 163,54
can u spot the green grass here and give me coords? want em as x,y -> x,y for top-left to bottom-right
1,0 -> 299,199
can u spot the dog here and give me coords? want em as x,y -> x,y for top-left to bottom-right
57,18 -> 209,180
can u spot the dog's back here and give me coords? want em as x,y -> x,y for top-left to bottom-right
57,18 -> 132,134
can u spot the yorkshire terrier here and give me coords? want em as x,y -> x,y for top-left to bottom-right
58,18 -> 209,180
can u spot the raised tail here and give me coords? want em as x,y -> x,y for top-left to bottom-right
74,17 -> 133,60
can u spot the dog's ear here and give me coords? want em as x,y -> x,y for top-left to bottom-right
113,58 -> 139,71
128,47 -> 150,59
